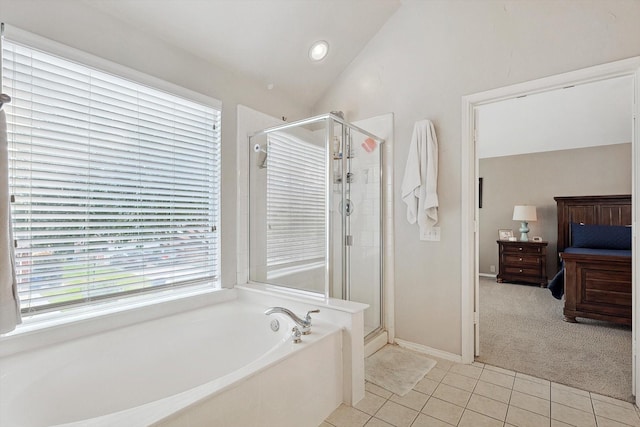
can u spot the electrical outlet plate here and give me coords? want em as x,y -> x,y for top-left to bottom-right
420,226 -> 441,241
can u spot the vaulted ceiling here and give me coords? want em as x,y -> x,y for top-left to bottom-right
83,0 -> 401,106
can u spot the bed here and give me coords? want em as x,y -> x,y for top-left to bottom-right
552,195 -> 632,325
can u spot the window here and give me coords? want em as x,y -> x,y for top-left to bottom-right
266,131 -> 325,271
2,39 -> 221,315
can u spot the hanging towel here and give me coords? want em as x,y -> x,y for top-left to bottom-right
401,119 -> 439,233
0,109 -> 21,333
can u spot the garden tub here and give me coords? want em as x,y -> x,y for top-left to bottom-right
0,288 -> 349,427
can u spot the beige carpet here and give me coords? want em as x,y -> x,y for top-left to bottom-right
477,277 -> 633,402
365,345 -> 436,396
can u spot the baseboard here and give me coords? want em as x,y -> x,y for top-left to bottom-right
479,273 -> 497,279
394,338 -> 463,363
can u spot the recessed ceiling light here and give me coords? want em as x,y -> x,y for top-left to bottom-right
309,40 -> 329,62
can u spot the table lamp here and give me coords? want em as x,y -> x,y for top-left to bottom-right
513,205 -> 537,242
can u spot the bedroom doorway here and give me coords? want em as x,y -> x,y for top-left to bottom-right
461,57 -> 640,402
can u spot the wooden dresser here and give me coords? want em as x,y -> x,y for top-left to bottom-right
497,240 -> 548,287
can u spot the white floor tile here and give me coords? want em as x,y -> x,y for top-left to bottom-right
413,377 -> 440,396
483,364 -> 516,376
466,393 -> 508,421
550,386 -> 592,413
551,402 -> 596,427
479,369 -> 516,389
327,359 -> 640,427
355,391 -> 387,416
591,392 -> 637,411
432,383 -> 472,408
473,380 -> 512,404
596,416 -> 640,427
366,381 -> 393,399
458,409 -> 503,427
374,400 -> 418,427
509,390 -> 550,417
506,405 -> 550,427
364,417 -> 394,427
449,363 -> 483,380
421,397 -> 464,426
424,367 -> 447,382
551,381 -> 590,397
410,413 -> 453,427
389,390 -> 429,412
440,372 -> 478,392
592,399 -> 640,426
516,372 -> 549,386
513,377 -> 550,400
326,404 -> 371,427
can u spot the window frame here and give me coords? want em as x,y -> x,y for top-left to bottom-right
1,26 -> 223,320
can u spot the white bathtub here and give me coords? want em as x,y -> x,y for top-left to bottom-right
0,286 -> 364,427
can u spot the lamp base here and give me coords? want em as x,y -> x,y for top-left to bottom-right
519,221 -> 530,242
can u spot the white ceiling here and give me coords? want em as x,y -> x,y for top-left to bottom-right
82,0 -> 401,107
477,76 -> 634,159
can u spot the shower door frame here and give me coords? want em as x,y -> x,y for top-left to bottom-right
248,113 -> 385,336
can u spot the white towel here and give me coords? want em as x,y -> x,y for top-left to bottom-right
401,120 -> 439,233
0,110 -> 21,333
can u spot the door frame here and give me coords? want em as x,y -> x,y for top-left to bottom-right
460,57 -> 640,401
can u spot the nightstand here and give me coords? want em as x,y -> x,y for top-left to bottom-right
496,240 -> 548,287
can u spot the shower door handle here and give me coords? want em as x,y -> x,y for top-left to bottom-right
345,235 -> 353,246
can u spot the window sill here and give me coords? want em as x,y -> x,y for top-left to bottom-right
0,285 -> 233,358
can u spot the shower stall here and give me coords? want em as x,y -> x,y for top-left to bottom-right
248,113 -> 384,337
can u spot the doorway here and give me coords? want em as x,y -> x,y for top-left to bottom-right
461,57 -> 640,402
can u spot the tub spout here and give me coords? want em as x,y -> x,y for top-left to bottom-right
264,307 -> 320,335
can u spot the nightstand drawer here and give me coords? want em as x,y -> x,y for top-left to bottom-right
502,244 -> 543,254
503,254 -> 541,266
504,266 -> 540,276
497,239 -> 548,287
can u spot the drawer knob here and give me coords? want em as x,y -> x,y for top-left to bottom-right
519,269 -> 523,273
518,247 -> 523,251
519,258 -> 523,261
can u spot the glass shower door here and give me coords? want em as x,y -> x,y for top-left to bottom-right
332,124 -> 382,336
249,114 -> 383,338
249,122 -> 327,294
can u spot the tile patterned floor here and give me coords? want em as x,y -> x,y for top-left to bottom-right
321,358 -> 640,427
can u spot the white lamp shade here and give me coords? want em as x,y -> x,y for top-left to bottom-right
513,205 -> 537,221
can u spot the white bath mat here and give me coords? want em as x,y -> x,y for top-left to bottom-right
365,345 -> 436,396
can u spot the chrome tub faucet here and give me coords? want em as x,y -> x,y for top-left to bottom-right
264,307 -> 320,335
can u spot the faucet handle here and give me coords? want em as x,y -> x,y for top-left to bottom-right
305,309 -> 320,322
291,326 -> 302,343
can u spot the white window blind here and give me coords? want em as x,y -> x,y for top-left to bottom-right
266,131 -> 325,268
2,39 -> 221,314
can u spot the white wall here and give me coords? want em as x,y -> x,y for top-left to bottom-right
0,0 -> 311,288
314,0 -> 640,356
